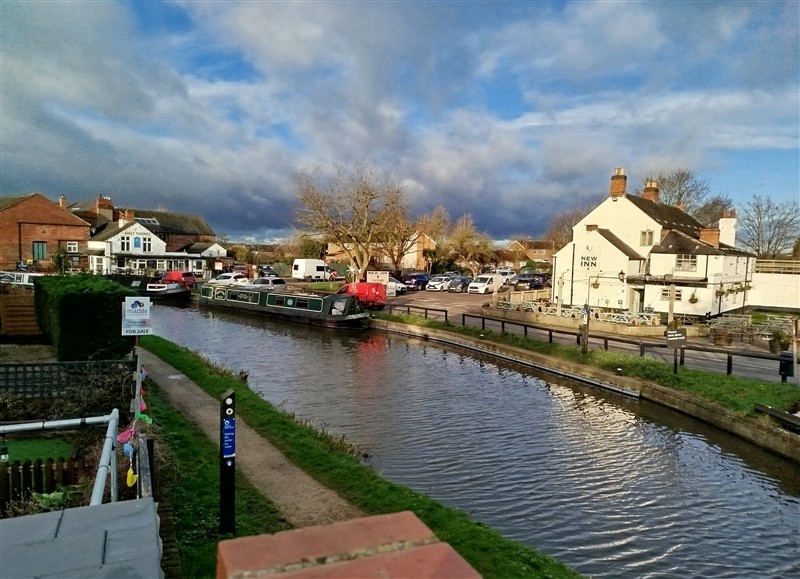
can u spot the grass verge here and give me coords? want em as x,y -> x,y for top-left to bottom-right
147,383 -> 292,578
140,334 -> 580,579
375,312 -> 800,415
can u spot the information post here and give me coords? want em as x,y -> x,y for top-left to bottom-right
220,390 -> 236,534
665,328 -> 687,375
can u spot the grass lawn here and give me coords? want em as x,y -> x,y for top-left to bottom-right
1,437 -> 74,464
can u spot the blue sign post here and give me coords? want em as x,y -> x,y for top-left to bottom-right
220,390 -> 235,533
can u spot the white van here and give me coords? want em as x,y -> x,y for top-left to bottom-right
467,274 -> 497,294
292,259 -> 334,281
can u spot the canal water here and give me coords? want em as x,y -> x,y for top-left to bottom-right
152,304 -> 799,578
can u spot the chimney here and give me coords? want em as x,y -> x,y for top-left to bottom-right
699,228 -> 721,248
59,195 -> 67,209
642,180 -> 659,203
718,209 -> 737,247
609,167 -> 627,198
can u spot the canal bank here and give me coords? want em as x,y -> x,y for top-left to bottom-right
371,318 -> 800,463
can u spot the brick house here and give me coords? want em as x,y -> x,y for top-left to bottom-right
0,193 -> 90,271
498,239 -> 555,270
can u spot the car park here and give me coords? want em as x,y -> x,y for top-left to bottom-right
402,273 -> 430,291
160,270 -> 197,288
447,276 -> 471,293
212,272 -> 249,285
467,274 -> 497,294
388,277 -> 407,295
426,276 -> 453,291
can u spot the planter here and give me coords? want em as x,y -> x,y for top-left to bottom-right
769,339 -> 790,354
713,332 -> 733,346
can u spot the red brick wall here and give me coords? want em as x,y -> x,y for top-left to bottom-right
0,195 -> 90,270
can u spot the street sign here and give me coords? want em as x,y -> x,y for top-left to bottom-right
665,328 -> 687,349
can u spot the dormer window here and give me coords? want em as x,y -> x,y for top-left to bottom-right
640,230 -> 654,246
135,217 -> 159,226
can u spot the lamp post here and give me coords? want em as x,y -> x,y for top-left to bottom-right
581,270 -> 626,355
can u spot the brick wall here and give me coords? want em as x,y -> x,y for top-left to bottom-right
0,195 -> 90,271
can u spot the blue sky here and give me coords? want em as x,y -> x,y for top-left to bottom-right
2,1 -> 797,243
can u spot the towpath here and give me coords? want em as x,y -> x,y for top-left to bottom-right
138,348 -> 366,528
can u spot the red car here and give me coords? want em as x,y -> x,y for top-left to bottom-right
160,271 -> 197,288
337,282 -> 386,310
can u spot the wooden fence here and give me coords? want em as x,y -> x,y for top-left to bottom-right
0,458 -> 90,513
0,294 -> 41,337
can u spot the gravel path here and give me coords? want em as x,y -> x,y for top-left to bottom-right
138,348 -> 366,528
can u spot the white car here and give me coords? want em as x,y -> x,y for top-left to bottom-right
212,272 -> 249,285
426,276 -> 453,291
388,277 -> 407,295
467,275 -> 497,294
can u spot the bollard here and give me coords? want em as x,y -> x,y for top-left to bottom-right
778,351 -> 795,383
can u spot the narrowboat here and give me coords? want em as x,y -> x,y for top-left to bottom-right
199,283 -> 369,329
108,274 -> 192,302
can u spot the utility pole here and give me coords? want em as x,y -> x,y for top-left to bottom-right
667,282 -> 676,327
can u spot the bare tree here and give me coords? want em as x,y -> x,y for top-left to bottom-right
543,203 -> 594,252
295,163 -> 405,280
737,195 -> 800,258
693,193 -> 735,228
636,169 -> 711,216
442,214 -> 494,277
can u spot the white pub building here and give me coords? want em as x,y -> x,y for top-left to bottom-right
552,168 -> 754,322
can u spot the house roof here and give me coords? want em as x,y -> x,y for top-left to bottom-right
650,230 -> 753,257
118,209 -> 215,236
596,228 -> 645,260
90,221 -> 137,241
626,195 -> 705,238
0,193 -> 36,211
177,241 -> 222,254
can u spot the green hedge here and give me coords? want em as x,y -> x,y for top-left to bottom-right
34,274 -> 137,360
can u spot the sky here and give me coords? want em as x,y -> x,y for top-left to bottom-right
1,0 -> 798,244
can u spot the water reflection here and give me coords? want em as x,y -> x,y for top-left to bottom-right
152,304 -> 800,578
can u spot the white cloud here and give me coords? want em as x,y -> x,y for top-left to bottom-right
1,1 -> 797,241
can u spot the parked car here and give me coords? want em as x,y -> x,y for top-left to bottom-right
467,274 -> 497,294
426,276 -> 453,291
160,270 -> 197,289
402,273 -> 430,291
232,264 -> 250,276
388,277 -> 407,295
510,273 -> 549,290
258,265 -> 278,277
248,277 -> 287,289
213,272 -> 249,285
447,276 -> 471,293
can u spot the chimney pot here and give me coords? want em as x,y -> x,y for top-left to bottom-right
609,167 -> 627,198
642,180 -> 660,203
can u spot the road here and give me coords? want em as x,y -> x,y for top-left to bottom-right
386,288 -> 792,384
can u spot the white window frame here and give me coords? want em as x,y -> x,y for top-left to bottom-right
675,254 -> 697,272
66,241 -> 78,253
120,235 -> 130,252
660,288 -> 683,301
640,230 -> 654,246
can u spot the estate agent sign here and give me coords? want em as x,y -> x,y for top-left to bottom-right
121,296 -> 152,336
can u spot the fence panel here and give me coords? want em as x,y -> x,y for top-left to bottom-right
0,458 -> 89,513
0,360 -> 135,398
